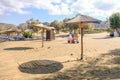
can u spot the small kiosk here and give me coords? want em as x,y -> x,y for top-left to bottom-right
34,24 -> 55,47
46,27 -> 55,41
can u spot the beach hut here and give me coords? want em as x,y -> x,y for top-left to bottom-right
0,29 -> 21,37
66,14 -> 101,60
46,27 -> 55,41
34,24 -> 55,47
0,29 -> 23,40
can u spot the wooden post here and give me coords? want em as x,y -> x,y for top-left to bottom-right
42,28 -> 44,47
79,23 -> 84,60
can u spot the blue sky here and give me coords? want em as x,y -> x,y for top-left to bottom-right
0,0 -> 120,25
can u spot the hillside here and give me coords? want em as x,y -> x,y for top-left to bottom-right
0,23 -> 17,30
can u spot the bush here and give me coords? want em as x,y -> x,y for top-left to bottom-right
23,32 -> 32,38
83,28 -> 107,34
74,29 -> 80,34
110,33 -> 114,37
61,29 -> 69,33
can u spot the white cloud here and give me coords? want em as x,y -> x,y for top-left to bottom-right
0,0 -> 120,20
59,3 -> 72,15
0,0 -> 73,15
71,0 -> 120,19
72,0 -> 92,11
30,0 -> 72,15
0,0 -> 29,14
93,1 -> 114,11
64,0 -> 74,3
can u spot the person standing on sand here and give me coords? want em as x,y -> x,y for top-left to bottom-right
68,32 -> 72,43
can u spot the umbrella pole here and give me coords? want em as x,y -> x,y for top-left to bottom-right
79,23 -> 84,60
81,27 -> 83,60
42,29 -> 44,47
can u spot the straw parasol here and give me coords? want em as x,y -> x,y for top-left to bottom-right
66,13 -> 101,60
34,24 -> 55,47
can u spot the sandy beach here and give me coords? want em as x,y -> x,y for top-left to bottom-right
0,32 -> 120,80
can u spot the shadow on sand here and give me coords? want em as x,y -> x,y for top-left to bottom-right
93,36 -> 114,39
110,57 -> 120,64
4,47 -> 34,50
103,48 -> 120,56
40,49 -> 120,80
18,60 -> 63,74
102,49 -> 120,65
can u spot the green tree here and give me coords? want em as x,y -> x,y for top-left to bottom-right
109,12 -> 120,36
63,18 -> 71,31
50,20 -> 62,34
18,23 -> 28,32
26,18 -> 41,32
23,32 -> 32,38
63,18 -> 79,33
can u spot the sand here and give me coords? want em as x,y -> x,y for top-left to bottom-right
0,32 -> 120,80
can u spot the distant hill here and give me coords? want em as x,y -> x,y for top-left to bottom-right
0,23 -> 16,27
0,23 -> 17,30
43,22 -> 50,25
92,21 -> 110,29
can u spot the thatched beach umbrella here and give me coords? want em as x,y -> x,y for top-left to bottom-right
34,24 -> 55,47
66,14 -> 101,60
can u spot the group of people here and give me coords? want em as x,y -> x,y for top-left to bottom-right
68,30 -> 79,43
